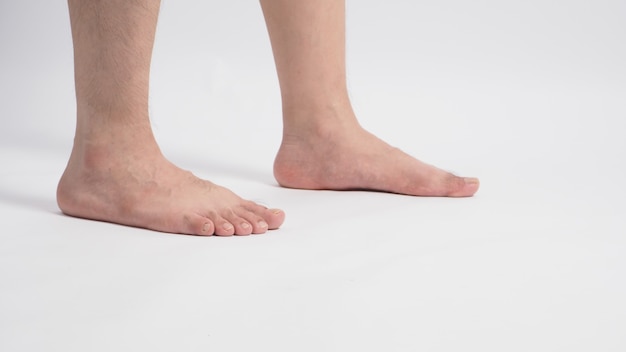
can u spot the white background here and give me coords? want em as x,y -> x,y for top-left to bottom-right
1,1 -> 625,351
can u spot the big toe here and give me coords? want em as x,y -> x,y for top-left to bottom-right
264,208 -> 286,230
445,176 -> 480,197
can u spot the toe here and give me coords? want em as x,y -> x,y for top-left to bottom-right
234,219 -> 253,236
243,201 -> 285,230
240,211 -> 270,234
461,177 -> 480,196
253,220 -> 269,234
212,216 -> 236,236
264,208 -> 285,230
183,214 -> 215,236
221,209 -> 253,236
447,176 -> 480,197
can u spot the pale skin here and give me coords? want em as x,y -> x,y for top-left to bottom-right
57,0 -> 480,236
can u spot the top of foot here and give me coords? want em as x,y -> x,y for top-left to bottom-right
58,151 -> 285,236
274,125 -> 479,197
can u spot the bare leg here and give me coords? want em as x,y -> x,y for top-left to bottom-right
57,0 -> 284,236
261,0 -> 479,197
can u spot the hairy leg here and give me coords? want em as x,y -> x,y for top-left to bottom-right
57,0 -> 284,236
261,0 -> 479,197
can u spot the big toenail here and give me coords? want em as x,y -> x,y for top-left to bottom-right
202,223 -> 211,232
271,209 -> 282,214
465,177 -> 480,185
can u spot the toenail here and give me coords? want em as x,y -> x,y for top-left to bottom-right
241,222 -> 251,229
464,177 -> 480,185
202,223 -> 211,233
223,223 -> 234,231
271,209 -> 282,215
258,220 -> 268,228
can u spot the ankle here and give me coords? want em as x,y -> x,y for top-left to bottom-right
281,102 -> 360,140
68,130 -> 162,172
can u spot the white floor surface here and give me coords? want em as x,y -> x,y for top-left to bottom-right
1,1 -> 625,351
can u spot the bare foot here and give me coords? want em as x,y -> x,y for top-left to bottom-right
274,113 -> 479,197
57,144 -> 285,236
